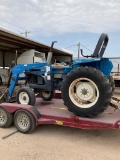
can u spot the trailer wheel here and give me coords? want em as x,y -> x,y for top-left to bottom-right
40,90 -> 55,101
17,87 -> 36,106
14,109 -> 36,133
61,67 -> 112,117
0,107 -> 13,128
108,75 -> 115,93
0,76 -> 2,85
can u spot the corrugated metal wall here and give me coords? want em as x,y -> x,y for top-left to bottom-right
0,50 -> 21,67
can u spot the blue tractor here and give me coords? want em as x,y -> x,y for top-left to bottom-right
2,33 -> 114,117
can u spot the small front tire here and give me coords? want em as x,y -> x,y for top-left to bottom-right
17,87 -> 36,106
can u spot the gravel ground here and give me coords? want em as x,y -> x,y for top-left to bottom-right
0,88 -> 120,160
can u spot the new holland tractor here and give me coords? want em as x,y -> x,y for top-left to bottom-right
1,33 -> 114,118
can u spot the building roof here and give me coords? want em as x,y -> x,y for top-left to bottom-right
0,28 -> 72,57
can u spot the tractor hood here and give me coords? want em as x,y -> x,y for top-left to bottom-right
73,58 -> 101,64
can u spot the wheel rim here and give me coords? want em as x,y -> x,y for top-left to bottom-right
0,108 -> 7,125
41,91 -> 51,98
17,113 -> 30,130
19,92 -> 29,104
69,78 -> 99,108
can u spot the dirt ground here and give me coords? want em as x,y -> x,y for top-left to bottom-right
0,88 -> 120,160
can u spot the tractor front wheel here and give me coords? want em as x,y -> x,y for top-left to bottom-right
61,67 -> 112,117
17,87 -> 36,106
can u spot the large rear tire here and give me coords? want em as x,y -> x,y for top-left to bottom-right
17,87 -> 36,106
61,67 -> 112,117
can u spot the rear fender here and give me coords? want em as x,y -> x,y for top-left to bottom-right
73,58 -> 113,77
98,58 -> 113,77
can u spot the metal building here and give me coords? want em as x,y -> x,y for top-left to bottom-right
0,28 -> 72,68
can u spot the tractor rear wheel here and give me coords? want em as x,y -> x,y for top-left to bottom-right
61,67 -> 112,117
17,87 -> 36,106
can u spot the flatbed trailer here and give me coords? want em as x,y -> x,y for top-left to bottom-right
0,94 -> 120,133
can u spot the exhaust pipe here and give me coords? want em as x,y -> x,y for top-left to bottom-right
47,41 -> 57,65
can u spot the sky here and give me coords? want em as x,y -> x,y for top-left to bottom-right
0,0 -> 120,57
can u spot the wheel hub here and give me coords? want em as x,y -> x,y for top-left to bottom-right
69,78 -> 99,108
18,114 -> 29,129
19,92 -> 29,104
22,118 -> 27,123
81,88 -> 88,95
42,91 -> 50,98
23,96 -> 26,100
76,82 -> 95,101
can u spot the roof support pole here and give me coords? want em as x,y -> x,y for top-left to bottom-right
2,51 -> 5,68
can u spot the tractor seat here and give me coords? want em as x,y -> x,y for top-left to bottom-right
52,63 -> 65,69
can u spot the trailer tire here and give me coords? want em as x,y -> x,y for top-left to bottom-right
14,109 -> 36,133
0,107 -> 13,128
61,67 -> 112,117
108,75 -> 115,93
17,87 -> 36,106
40,90 -> 55,101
